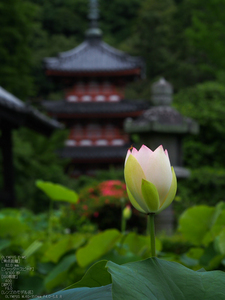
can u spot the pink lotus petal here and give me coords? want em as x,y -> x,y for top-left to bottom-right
145,145 -> 172,204
134,145 -> 153,176
125,147 -> 137,165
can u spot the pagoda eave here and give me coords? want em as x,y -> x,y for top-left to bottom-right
71,157 -> 124,163
45,68 -> 141,78
58,145 -> 128,161
48,110 -> 145,119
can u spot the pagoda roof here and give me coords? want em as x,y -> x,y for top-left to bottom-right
0,86 -> 63,135
125,106 -> 199,134
58,145 -> 128,162
42,100 -> 149,118
44,38 -> 145,77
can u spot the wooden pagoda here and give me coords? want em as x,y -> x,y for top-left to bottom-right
43,0 -> 148,176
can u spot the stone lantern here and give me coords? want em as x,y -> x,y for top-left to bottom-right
125,78 -> 199,233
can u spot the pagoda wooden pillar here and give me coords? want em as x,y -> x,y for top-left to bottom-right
0,122 -> 15,207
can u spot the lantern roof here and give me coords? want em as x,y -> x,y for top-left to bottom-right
125,78 -> 199,134
125,105 -> 198,134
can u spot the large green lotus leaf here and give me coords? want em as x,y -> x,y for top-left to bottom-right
32,285 -> 112,300
206,254 -> 224,271
222,258 -> 225,266
37,262 -> 55,275
44,234 -> 85,263
44,254 -> 76,290
16,275 -> 44,296
23,240 -> 43,258
215,227 -> 225,255
186,247 -> 204,260
198,242 -> 223,270
178,205 -> 215,246
209,202 -> 225,227
76,229 -> 121,267
203,203 -> 225,245
64,260 -> 111,290
0,238 -> 11,250
180,247 -> 204,268
0,217 -> 27,237
101,249 -> 142,265
107,257 -> 225,300
36,180 -> 78,203
210,210 -> 225,236
123,232 -> 162,257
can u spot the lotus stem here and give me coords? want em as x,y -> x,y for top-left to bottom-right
121,200 -> 126,233
48,199 -> 53,242
148,213 -> 156,257
121,217 -> 126,234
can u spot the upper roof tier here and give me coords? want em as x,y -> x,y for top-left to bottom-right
44,39 -> 145,77
44,0 -> 145,78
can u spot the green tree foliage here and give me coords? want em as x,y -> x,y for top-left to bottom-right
173,81 -> 225,210
123,0 -> 176,79
169,0 -> 217,88
99,0 -> 142,45
35,0 -> 88,40
122,0 -> 221,91
185,0 -> 225,73
174,81 -> 225,168
12,128 -> 74,211
0,0 -> 36,98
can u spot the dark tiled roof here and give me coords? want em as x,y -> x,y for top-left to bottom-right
58,145 -> 128,160
42,100 -> 149,117
125,106 -> 199,134
141,106 -> 185,125
0,86 -> 63,135
44,39 -> 145,76
0,86 -> 26,112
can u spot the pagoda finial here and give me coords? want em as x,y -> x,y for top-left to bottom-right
88,0 -> 99,28
86,0 -> 102,39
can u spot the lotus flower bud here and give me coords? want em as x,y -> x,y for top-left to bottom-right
124,145 -> 177,214
123,205 -> 132,220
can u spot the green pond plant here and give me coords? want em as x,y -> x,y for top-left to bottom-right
121,205 -> 132,234
28,145 -> 225,299
36,180 -> 79,241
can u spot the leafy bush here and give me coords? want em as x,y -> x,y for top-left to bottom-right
75,180 -> 128,229
171,202 -> 225,271
0,207 -> 161,295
